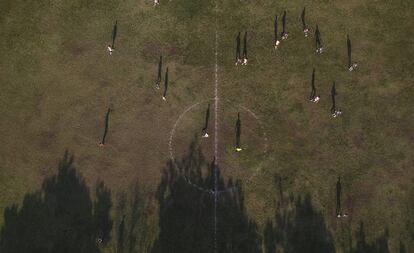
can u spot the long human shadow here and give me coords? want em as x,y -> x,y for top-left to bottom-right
301,7 -> 307,31
236,32 -> 241,61
310,68 -> 316,100
112,20 -> 118,48
331,82 -> 337,114
274,15 -> 278,43
0,151 -> 112,253
336,176 -> 342,216
151,140 -> 262,253
264,177 -> 336,253
162,68 -> 168,99
100,107 -> 111,146
347,35 -> 352,68
156,55 -> 162,87
315,24 -> 322,50
281,10 -> 287,36
243,32 -> 247,59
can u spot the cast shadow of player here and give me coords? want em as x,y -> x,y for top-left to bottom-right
0,151 -> 113,253
112,20 -> 118,49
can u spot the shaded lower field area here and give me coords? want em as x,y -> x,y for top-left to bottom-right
0,148 -> 406,253
0,0 -> 413,252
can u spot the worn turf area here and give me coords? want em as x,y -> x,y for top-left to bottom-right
0,0 -> 413,252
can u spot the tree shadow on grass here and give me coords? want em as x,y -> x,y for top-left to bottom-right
264,177 -> 336,253
263,176 -> 397,253
114,182 -> 153,253
350,222 -> 390,253
0,151 -> 112,253
151,140 -> 261,253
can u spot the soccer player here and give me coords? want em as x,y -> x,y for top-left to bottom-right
242,32 -> 248,65
301,7 -> 309,37
274,15 -> 280,49
347,35 -> 358,71
99,108 -> 111,147
156,56 -> 162,89
202,103 -> 210,138
235,113 -> 242,152
107,45 -> 114,55
309,68 -> 320,103
315,25 -> 323,54
162,67 -> 168,101
330,82 -> 342,117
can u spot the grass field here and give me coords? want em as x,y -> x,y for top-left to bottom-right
0,0 -> 413,252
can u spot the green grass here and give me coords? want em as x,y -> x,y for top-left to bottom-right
0,0 -> 413,252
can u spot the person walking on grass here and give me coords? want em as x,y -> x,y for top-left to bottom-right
154,0 -> 160,6
330,82 -> 342,117
242,32 -> 248,65
162,67 -> 168,101
301,7 -> 310,37
309,68 -> 320,103
274,15 -> 280,49
99,108 -> 111,147
347,35 -> 358,71
202,103 -> 210,138
235,113 -> 242,152
315,25 -> 323,54
281,11 -> 288,40
107,45 -> 114,55
235,32 -> 241,65
155,56 -> 162,89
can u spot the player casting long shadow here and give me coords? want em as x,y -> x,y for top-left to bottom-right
202,103 -> 210,138
242,32 -> 248,65
235,113 -> 242,152
235,32 -> 241,65
162,67 -> 169,101
301,7 -> 309,36
112,20 -> 118,49
99,108 -> 111,147
281,10 -> 288,39
330,82 -> 342,117
347,34 -> 358,71
274,15 -> 280,49
315,25 -> 323,53
330,82 -> 336,114
336,176 -> 342,217
347,35 -> 352,69
156,55 -> 162,89
309,68 -> 319,102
